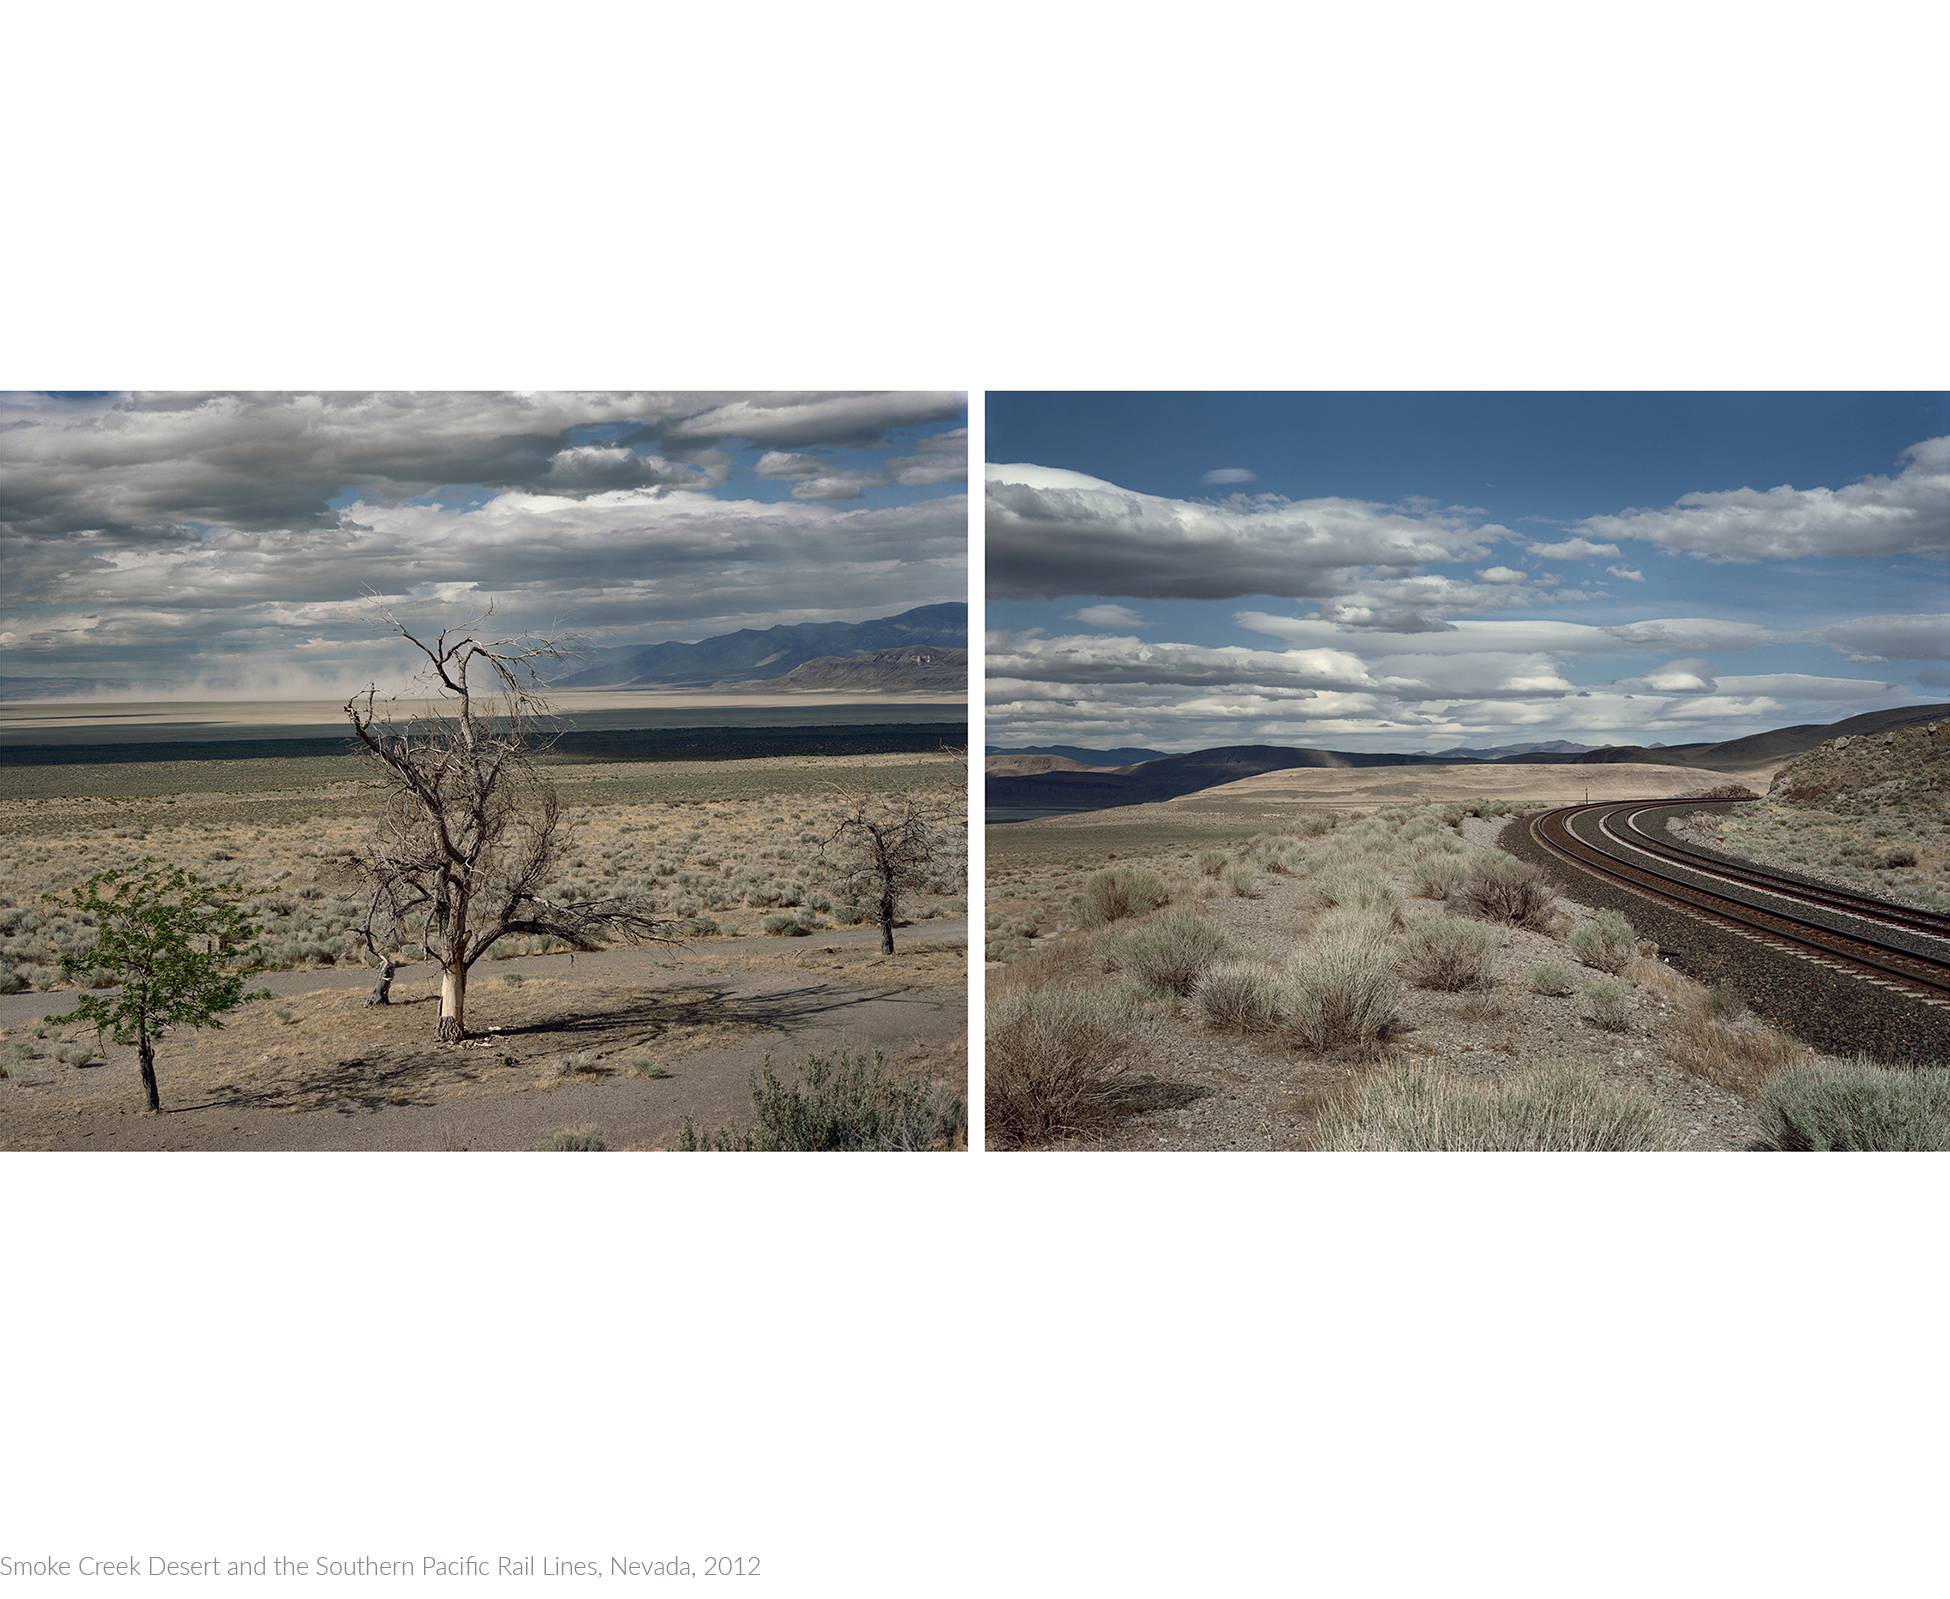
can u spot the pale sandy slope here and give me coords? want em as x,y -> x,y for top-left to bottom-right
1124,759 -> 1780,821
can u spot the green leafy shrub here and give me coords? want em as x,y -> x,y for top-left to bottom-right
1223,865 -> 1259,898
1315,1064 -> 1686,1151
1196,850 -> 1228,877
761,911 -> 811,935
1757,1059 -> 1950,1150
628,1056 -> 673,1079
538,1125 -> 606,1151
1530,963 -> 1576,996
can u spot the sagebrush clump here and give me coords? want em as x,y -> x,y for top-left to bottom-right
680,1047 -> 964,1152
1569,910 -> 1636,973
1194,961 -> 1290,1034
1078,867 -> 1171,926
1453,854 -> 1559,931
1396,914 -> 1498,992
1284,917 -> 1400,1056
985,983 -> 1158,1150
1109,909 -> 1244,997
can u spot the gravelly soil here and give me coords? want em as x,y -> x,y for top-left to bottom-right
990,811 -> 1934,1146
1015,817 -> 1769,1152
0,921 -> 967,1151
1500,811 -> 1950,1069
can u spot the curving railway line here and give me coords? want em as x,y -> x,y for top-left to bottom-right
1528,798 -> 1950,1015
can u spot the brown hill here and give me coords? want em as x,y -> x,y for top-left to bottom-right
1488,703 -> 1950,772
983,753 -> 1117,777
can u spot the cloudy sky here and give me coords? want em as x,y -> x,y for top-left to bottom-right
986,392 -> 1949,754
0,391 -> 966,696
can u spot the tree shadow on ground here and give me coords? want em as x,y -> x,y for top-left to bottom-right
170,975 -> 950,1118
178,1044 -> 506,1115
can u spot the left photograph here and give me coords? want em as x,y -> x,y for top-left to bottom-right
0,391 -> 969,1151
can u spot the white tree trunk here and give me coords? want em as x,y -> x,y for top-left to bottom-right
439,962 -> 466,1041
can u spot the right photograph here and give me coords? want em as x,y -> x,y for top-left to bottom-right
982,391 -> 1950,1152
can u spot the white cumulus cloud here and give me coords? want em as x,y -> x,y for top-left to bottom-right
1527,536 -> 1621,560
1576,435 -> 1950,560
1068,604 -> 1148,629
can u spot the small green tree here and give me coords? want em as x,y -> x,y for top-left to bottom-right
44,862 -> 270,1113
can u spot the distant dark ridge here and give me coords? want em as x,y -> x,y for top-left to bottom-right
556,602 -> 967,688
984,744 -> 1172,765
1491,703 -> 1950,769
985,744 -> 1474,811
0,722 -> 967,770
987,705 -> 1950,813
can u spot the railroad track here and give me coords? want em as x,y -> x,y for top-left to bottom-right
1529,799 -> 1950,1007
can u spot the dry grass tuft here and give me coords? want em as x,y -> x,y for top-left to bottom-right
1194,960 -> 1290,1033
1667,998 -> 1813,1095
1757,1058 -> 1950,1150
1313,1062 -> 1688,1151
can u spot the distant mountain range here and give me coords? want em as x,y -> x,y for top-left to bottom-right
1418,738 -> 1602,759
554,603 -> 966,689
985,704 -> 1950,812
714,646 -> 967,693
0,675 -> 140,702
983,744 -> 1171,766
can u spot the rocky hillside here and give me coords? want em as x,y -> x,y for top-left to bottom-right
1768,718 -> 1948,817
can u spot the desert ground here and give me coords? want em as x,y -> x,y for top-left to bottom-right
984,755 -> 1946,1151
1,748 -> 967,1151
0,692 -> 965,740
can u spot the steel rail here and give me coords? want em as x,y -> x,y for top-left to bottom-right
1601,800 -> 1950,942
1529,802 -> 1950,1003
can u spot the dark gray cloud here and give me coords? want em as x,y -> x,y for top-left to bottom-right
0,392 -> 967,692
0,391 -> 964,535
985,463 -> 1503,601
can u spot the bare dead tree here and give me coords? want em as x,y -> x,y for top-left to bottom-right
344,603 -> 675,1042
822,752 -> 966,956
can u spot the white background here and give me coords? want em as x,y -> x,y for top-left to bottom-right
6,2 -> 1946,1595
